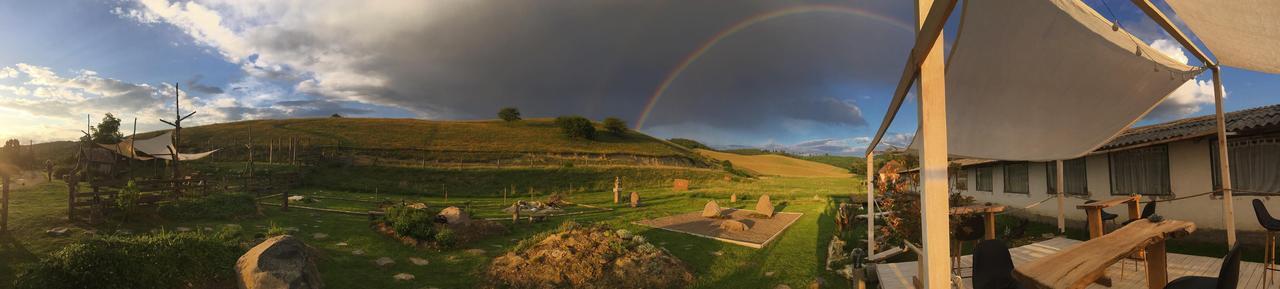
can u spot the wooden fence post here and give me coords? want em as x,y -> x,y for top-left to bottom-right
2,175 -> 9,232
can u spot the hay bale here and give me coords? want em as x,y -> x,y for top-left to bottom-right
672,179 -> 690,191
719,220 -> 749,231
757,194 -> 774,218
702,201 -> 722,218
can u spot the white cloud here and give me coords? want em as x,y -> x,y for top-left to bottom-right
1144,39 -> 1219,121
0,66 -> 16,79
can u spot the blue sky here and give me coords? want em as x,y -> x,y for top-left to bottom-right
0,0 -> 1276,156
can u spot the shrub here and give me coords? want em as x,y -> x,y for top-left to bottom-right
554,116 -> 595,140
603,117 -> 627,134
265,222 -> 287,237
383,204 -> 437,241
14,231 -> 241,289
158,193 -> 258,221
113,181 -> 143,222
435,227 -> 457,247
498,107 -> 522,122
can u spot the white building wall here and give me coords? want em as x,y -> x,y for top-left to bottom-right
957,138 -> 1277,233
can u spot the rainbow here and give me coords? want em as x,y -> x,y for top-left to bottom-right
634,4 -> 916,130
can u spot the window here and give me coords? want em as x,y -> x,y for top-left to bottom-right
1047,158 -> 1089,195
1110,145 -> 1170,195
1004,162 -> 1030,194
1211,135 -> 1280,194
954,168 -> 969,190
976,166 -> 994,192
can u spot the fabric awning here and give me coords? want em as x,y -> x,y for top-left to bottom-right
909,0 -> 1204,161
1165,0 -> 1280,74
97,138 -> 155,161
128,131 -> 218,161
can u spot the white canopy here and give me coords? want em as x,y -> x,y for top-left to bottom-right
1165,0 -> 1280,74
130,131 -> 218,161
909,0 -> 1203,161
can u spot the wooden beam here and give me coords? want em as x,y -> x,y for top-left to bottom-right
1056,160 -> 1065,233
1213,67 -> 1235,246
1129,0 -> 1215,67
865,0 -> 959,154
915,0 -> 951,287
866,152 -> 876,256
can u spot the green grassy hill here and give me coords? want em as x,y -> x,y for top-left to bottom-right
695,149 -> 851,178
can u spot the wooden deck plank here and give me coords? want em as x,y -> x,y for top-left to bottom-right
875,237 -> 1265,289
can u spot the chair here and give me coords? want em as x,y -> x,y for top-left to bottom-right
1162,244 -> 1241,289
953,215 -> 985,277
1121,201 -> 1157,226
972,239 -> 1020,289
1252,199 -> 1280,286
1084,200 -> 1120,230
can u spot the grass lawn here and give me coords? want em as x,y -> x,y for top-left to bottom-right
0,174 -> 864,289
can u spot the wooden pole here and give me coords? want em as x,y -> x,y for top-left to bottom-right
866,152 -> 876,255
1213,67 -> 1235,246
915,0 -> 951,286
1056,160 -> 1066,233
2,175 -> 9,232
269,139 -> 273,164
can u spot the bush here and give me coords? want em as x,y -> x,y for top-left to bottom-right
498,107 -> 522,122
603,117 -> 627,134
554,116 -> 595,140
113,181 -> 143,222
435,227 -> 457,247
158,193 -> 258,221
383,204 -> 437,241
14,231 -> 241,289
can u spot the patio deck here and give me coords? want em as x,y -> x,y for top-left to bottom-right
875,237 -> 1277,289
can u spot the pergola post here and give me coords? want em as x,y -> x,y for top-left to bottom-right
915,0 -> 951,286
1213,67 -> 1235,245
866,152 -> 876,256
1056,160 -> 1065,233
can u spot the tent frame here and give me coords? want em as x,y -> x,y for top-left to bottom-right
862,0 -> 1236,287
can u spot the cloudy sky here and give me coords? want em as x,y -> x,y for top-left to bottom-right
0,0 -> 1277,155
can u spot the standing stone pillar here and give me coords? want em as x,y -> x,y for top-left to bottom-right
612,177 -> 621,204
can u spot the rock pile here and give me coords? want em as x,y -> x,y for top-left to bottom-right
484,223 -> 693,289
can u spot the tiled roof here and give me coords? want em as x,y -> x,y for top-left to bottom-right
1100,104 -> 1280,150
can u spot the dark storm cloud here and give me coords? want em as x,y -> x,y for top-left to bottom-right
185,75 -> 224,94
132,0 -> 915,134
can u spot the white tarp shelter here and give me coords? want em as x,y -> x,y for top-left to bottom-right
125,131 -> 218,161
1166,0 -> 1280,74
907,0 -> 1203,161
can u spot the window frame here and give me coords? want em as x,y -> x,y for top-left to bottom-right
1210,134 -> 1280,194
1108,144 -> 1171,196
976,166 -> 994,192
1003,162 -> 1031,194
1046,158 -> 1089,195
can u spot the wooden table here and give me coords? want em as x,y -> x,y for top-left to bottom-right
949,204 -> 1006,240
1076,195 -> 1141,239
1012,219 -> 1196,289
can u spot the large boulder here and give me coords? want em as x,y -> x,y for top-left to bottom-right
438,206 -> 471,225
236,235 -> 324,289
757,194 -> 774,218
720,220 -> 750,231
702,201 -> 723,218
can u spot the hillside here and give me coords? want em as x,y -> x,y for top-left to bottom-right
694,149 -> 852,178
35,117 -> 716,168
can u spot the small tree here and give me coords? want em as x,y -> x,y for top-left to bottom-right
554,116 -> 595,140
91,113 -> 125,144
498,107 -> 522,122
603,117 -> 627,135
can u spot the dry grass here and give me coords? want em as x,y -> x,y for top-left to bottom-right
695,149 -> 852,178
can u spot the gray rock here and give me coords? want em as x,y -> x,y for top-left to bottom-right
352,249 -> 365,256
375,257 -> 395,267
175,227 -> 192,232
409,257 -> 429,266
720,219 -> 750,231
45,227 -> 70,237
393,273 -> 415,281
438,206 -> 471,225
756,194 -> 775,218
312,233 -> 328,240
235,235 -> 324,289
702,201 -> 723,218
